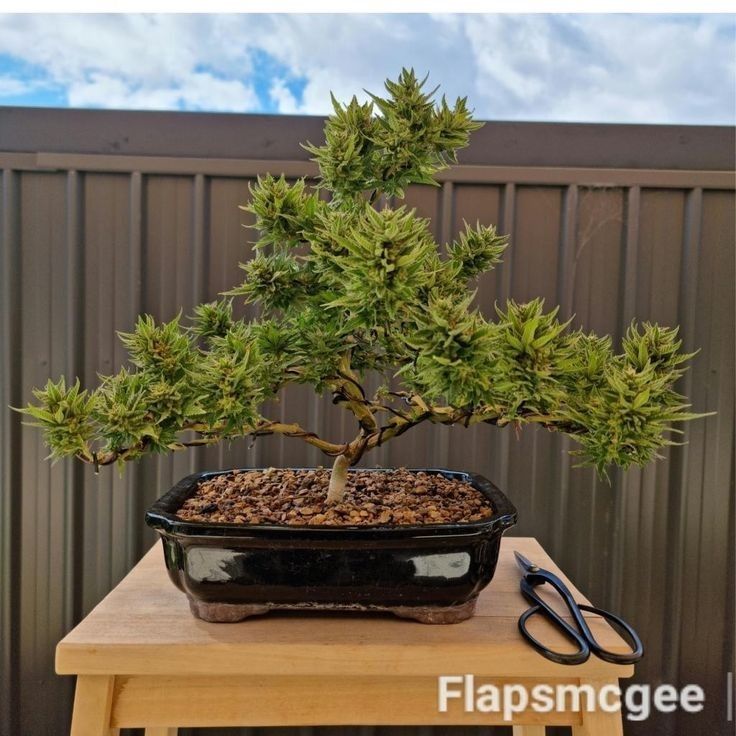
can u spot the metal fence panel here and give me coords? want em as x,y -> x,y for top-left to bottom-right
0,108 -> 734,736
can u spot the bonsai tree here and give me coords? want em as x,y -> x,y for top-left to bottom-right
23,70 -> 700,505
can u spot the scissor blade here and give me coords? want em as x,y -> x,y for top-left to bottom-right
514,550 -> 540,573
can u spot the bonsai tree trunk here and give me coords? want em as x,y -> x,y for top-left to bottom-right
327,452 -> 351,504
326,428 -> 376,504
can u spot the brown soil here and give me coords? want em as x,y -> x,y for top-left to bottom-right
176,468 -> 494,527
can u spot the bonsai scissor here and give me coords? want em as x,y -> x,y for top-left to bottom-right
514,551 -> 644,665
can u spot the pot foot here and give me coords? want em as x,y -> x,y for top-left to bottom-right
188,598 -> 271,622
186,596 -> 477,624
390,597 -> 477,624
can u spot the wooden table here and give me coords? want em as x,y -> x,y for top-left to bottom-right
57,537 -> 633,735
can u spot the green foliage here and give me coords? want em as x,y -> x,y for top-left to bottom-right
316,206 -> 435,327
305,68 -> 482,203
23,378 -> 96,461
279,308 -> 346,389
193,323 -> 265,435
22,69 -> 702,481
564,324 -> 700,477
488,300 -> 576,418
191,299 -> 234,343
242,175 -> 323,248
401,294 -> 495,407
118,314 -> 193,379
93,368 -> 181,458
229,253 -> 307,312
304,96 -> 378,206
447,222 -> 509,282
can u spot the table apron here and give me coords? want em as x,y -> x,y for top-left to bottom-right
108,674 -> 603,728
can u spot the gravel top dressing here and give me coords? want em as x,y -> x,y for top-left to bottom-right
176,468 -> 494,526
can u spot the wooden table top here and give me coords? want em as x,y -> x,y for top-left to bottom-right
56,536 -> 633,680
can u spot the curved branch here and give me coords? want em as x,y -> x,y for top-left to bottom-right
76,418 -> 349,469
250,420 -> 348,456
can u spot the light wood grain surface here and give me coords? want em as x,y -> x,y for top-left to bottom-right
110,674 -> 584,728
57,537 -> 633,680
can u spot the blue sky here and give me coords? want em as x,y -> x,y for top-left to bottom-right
0,14 -> 734,123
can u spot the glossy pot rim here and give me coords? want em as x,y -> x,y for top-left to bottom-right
145,467 -> 518,540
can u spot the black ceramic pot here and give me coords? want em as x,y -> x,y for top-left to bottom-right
145,468 -> 517,624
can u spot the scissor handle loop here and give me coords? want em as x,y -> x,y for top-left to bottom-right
519,571 -> 644,666
517,603 -> 590,665
575,603 -> 644,664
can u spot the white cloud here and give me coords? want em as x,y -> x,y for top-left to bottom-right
66,70 -> 258,112
453,14 -> 736,123
0,74 -> 36,97
269,77 -> 300,114
0,13 -> 733,123
252,14 -> 479,115
0,14 -> 260,111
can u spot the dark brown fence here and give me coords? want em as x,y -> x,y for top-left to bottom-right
1,107 -> 734,736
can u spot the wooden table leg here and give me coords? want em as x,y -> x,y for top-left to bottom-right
144,730 -> 178,736
513,726 -> 546,735
572,679 -> 624,736
70,675 -> 115,736
572,709 -> 623,736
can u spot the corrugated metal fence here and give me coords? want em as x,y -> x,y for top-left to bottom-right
0,109 -> 734,736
